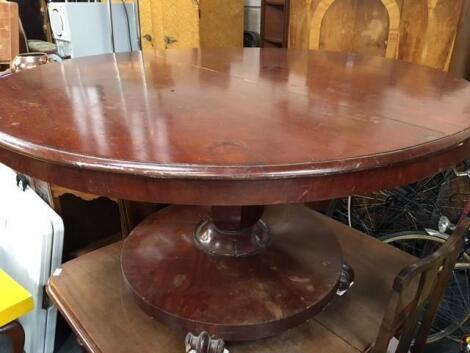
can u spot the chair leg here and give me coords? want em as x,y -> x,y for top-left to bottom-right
0,320 -> 25,353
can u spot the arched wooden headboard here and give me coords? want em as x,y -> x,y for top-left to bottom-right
308,0 -> 400,59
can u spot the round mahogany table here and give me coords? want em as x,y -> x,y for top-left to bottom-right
0,49 -> 469,342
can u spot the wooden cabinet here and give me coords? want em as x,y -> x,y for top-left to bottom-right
289,0 -> 470,74
139,0 -> 243,51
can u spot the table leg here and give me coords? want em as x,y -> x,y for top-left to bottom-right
193,206 -> 269,257
121,204 -> 343,341
0,320 -> 25,353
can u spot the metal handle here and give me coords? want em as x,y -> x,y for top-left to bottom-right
164,36 -> 178,48
143,34 -> 153,42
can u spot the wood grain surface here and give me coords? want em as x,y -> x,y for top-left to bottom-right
0,2 -> 19,63
199,0 -> 244,48
138,0 -> 243,50
309,0 -> 400,59
290,0 -> 467,72
0,49 -> 469,205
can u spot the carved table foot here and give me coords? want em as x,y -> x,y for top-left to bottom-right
185,332 -> 226,353
336,262 -> 355,296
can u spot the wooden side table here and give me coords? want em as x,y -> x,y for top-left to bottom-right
47,207 -> 415,353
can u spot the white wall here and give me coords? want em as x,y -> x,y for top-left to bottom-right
244,0 -> 261,33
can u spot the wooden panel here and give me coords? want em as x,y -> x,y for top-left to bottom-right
398,0 -> 463,71
139,0 -> 242,51
0,2 -> 19,63
138,0 -> 155,51
319,0 -> 390,57
159,0 -> 200,49
264,5 -> 286,43
449,0 -> 470,78
288,0 -> 319,48
139,0 -> 199,50
261,0 -> 290,47
308,0 -> 400,58
289,0 -> 467,71
199,0 -> 243,48
51,185 -> 103,202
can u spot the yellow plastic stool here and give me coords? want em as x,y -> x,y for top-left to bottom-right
0,269 -> 33,353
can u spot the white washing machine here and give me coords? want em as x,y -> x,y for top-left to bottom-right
48,2 -> 140,58
0,164 -> 64,353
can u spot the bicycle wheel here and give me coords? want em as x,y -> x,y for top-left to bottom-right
327,172 -> 449,236
328,162 -> 470,237
435,161 -> 470,226
380,231 -> 470,343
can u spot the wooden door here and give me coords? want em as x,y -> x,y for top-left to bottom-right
139,0 -> 243,51
139,0 -> 200,50
199,0 -> 244,48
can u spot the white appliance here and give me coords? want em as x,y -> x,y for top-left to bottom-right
244,0 -> 261,33
48,2 -> 140,58
0,164 -> 64,353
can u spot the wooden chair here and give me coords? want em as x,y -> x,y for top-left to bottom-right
0,269 -> 33,353
316,217 -> 470,353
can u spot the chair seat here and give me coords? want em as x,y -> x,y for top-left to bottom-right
312,213 -> 416,352
0,269 -> 33,327
27,40 -> 57,55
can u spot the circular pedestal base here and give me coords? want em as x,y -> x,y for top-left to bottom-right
121,205 -> 343,341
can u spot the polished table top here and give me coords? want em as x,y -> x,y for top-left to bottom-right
0,49 -> 469,204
